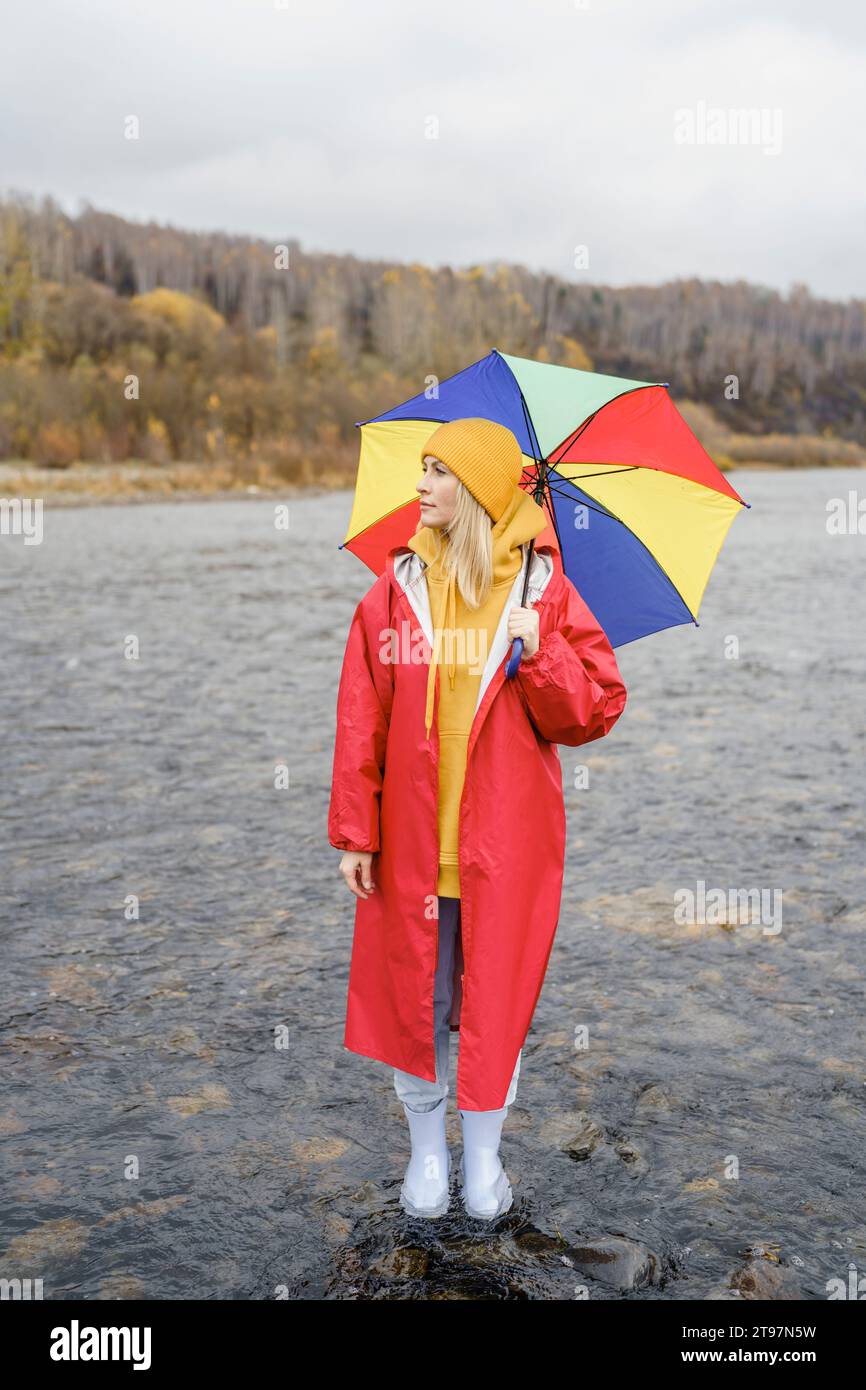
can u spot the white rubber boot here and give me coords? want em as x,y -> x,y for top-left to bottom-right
399,1097 -> 451,1218
459,1105 -> 513,1220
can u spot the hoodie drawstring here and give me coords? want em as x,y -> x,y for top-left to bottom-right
424,567 -> 457,741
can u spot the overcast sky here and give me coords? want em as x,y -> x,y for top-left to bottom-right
3,0 -> 863,299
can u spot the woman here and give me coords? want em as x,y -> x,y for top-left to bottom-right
328,417 -> 627,1220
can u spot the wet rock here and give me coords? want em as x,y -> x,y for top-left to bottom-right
683,1177 -> 721,1193
291,1135 -> 350,1162
613,1138 -> 645,1169
724,1255 -> 803,1300
370,1246 -> 431,1279
635,1081 -> 674,1111
166,1082 -> 232,1116
565,1235 -> 660,1290
514,1227 -> 570,1257
2,1216 -> 88,1266
347,1179 -> 381,1206
98,1273 -> 147,1299
539,1109 -> 603,1160
100,1195 -> 190,1225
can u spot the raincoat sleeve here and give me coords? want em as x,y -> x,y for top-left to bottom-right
515,576 -> 627,747
327,579 -> 393,853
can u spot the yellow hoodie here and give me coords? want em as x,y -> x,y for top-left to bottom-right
406,485 -> 548,897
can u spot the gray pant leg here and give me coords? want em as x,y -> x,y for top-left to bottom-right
393,896 -> 459,1112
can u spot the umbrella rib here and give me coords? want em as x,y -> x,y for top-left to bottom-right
554,465 -> 641,482
516,387 -> 567,563
547,384 -> 666,464
529,471 -> 615,520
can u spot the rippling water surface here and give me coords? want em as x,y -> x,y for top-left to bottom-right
2,468 -> 864,1300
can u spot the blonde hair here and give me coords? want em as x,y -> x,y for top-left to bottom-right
423,479 -> 494,609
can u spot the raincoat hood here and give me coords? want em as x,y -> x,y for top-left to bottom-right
406,485 -> 549,737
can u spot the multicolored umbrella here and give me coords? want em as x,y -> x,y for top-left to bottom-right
339,349 -> 749,663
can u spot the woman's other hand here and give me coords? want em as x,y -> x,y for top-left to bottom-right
340,851 -> 376,899
507,605 -> 540,659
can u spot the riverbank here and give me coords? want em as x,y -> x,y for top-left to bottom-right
2,451 -> 864,508
0,461 -> 348,507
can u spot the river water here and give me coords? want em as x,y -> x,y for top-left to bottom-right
1,468 -> 864,1300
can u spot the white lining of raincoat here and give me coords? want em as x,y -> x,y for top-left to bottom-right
392,544 -> 555,717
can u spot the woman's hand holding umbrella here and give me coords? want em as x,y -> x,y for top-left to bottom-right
506,605 -> 540,665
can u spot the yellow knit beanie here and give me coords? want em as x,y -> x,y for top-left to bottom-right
420,418 -> 525,521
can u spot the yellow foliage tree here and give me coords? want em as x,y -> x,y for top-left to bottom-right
557,335 -> 593,371
131,288 -> 225,336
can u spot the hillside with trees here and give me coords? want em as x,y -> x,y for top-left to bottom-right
1,192 -> 863,496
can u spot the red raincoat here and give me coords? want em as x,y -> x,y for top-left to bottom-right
328,536 -> 628,1109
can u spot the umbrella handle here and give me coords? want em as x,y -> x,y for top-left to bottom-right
505,532 -> 538,678
505,636 -> 524,679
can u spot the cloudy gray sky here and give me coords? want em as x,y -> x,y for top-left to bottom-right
3,0 -> 863,298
